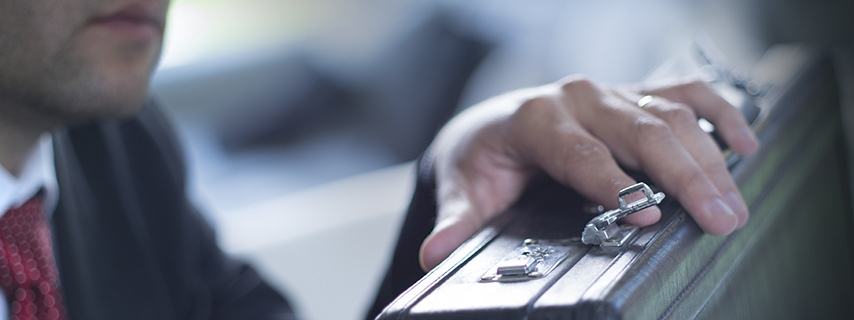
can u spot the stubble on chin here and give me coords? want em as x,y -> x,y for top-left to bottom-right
30,30 -> 161,125
0,0 -> 162,127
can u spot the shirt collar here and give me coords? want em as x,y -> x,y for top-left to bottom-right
0,133 -> 59,216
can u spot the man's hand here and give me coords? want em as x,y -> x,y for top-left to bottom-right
419,75 -> 759,271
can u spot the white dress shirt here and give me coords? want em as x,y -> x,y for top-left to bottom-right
0,134 -> 59,320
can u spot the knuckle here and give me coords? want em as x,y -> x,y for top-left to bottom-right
558,137 -> 612,178
558,74 -> 598,95
567,138 -> 610,164
680,78 -> 711,94
674,167 -> 709,191
672,79 -> 711,101
507,96 -> 560,139
513,96 -> 556,123
658,104 -> 698,126
633,117 -> 674,144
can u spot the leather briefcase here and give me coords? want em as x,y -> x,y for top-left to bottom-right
376,44 -> 854,319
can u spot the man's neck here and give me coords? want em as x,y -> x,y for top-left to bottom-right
0,127 -> 45,178
0,103 -> 53,177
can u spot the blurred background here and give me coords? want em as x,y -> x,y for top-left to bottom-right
149,0 -> 853,319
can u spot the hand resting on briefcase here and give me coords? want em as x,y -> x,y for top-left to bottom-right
375,43 -> 854,319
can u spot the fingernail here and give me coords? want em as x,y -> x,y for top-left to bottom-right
739,127 -> 759,153
724,191 -> 748,217
708,197 -> 736,218
706,197 -> 739,235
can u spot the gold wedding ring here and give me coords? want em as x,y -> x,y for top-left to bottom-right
637,95 -> 654,108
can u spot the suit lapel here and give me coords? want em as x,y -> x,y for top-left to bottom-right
51,125 -> 175,320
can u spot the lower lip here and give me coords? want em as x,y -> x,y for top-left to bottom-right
90,19 -> 160,41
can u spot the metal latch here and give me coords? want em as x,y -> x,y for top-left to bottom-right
480,239 -> 577,282
581,182 -> 665,252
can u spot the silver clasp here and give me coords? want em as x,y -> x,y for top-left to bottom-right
480,239 -> 577,282
581,182 -> 665,252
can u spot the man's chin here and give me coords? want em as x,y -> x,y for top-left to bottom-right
35,82 -> 152,126
58,37 -> 161,122
71,92 -> 150,122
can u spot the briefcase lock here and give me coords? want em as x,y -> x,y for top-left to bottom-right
581,182 -> 665,252
480,239 -> 578,282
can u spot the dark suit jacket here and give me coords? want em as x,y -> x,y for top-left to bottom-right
50,102 -> 296,319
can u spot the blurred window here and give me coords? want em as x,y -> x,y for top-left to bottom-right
160,0 -> 330,69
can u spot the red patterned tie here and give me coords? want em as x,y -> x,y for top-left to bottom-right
0,196 -> 66,320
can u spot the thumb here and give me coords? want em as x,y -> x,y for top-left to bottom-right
419,197 -> 484,271
418,160 -> 532,271
417,114 -> 533,271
